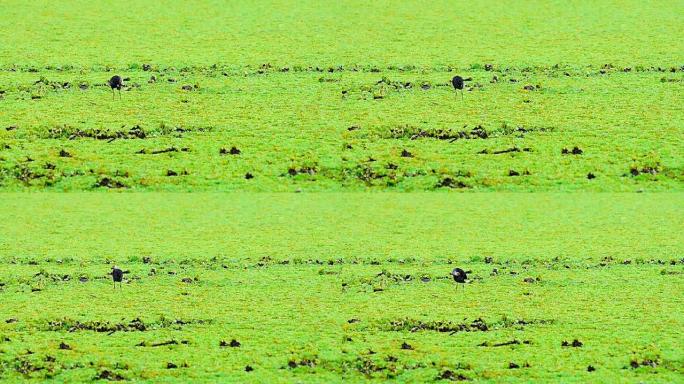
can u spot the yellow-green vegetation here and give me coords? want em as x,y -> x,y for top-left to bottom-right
0,0 -> 683,382
0,194 -> 683,382
0,1 -> 682,191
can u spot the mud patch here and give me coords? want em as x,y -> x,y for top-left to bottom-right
561,339 -> 583,347
355,123 -> 554,142
376,317 -> 554,334
136,339 -> 189,347
219,146 -> 241,155
437,369 -> 471,381
436,176 -> 470,189
45,317 -> 210,333
0,162 -> 54,187
626,353 -> 682,373
95,177 -> 128,189
478,147 -> 531,155
561,146 -> 583,155
479,339 -> 531,347
95,370 -> 126,381
136,147 -> 189,155
44,124 -> 212,140
285,163 -> 319,177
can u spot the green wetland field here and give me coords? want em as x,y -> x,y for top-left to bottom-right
0,0 -> 683,382
1,194 -> 683,383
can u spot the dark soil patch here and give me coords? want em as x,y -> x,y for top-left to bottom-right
630,358 -> 659,369
136,339 -> 185,347
94,177 -> 127,189
561,339 -> 583,347
437,369 -> 470,381
436,177 -> 469,189
478,147 -> 531,155
45,317 -> 210,333
48,125 -> 147,140
478,339 -> 531,347
287,165 -> 318,176
369,123 -> 553,143
287,357 -> 317,369
219,146 -> 241,155
136,147 -> 189,155
382,317 -> 553,334
561,146 -> 583,155
45,124 -> 212,140
58,149 -> 72,158
629,164 -> 660,176
95,370 -> 125,381
219,339 -> 241,347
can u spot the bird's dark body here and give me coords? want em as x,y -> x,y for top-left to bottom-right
451,268 -> 467,283
112,267 -> 123,283
108,75 -> 123,100
108,75 -> 123,90
451,76 -> 464,90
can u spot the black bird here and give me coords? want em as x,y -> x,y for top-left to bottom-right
111,265 -> 123,289
108,75 -> 123,100
451,268 -> 467,290
451,75 -> 465,100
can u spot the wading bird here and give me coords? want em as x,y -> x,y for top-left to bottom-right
108,75 -> 123,100
111,265 -> 123,289
451,75 -> 465,100
451,267 -> 467,290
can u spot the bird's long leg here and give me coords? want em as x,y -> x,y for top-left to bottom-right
118,89 -> 122,100
461,90 -> 464,101
111,89 -> 115,100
